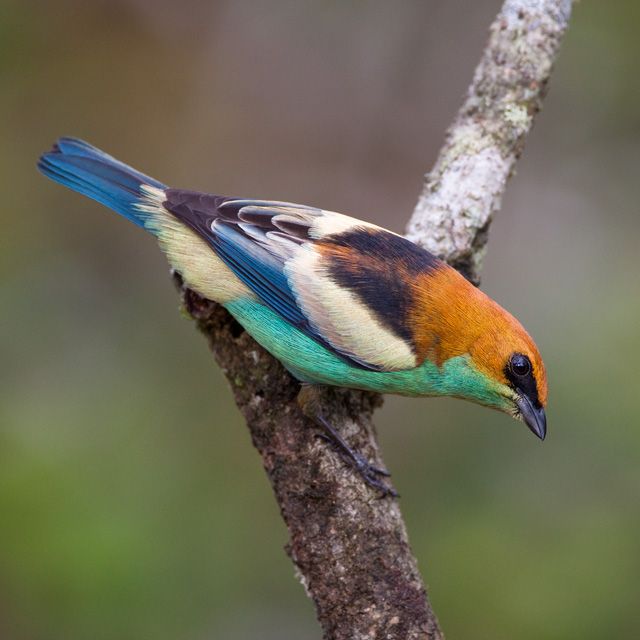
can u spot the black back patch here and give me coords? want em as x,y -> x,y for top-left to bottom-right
323,228 -> 442,348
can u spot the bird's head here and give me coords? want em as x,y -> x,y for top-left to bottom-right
466,310 -> 548,440
412,265 -> 548,439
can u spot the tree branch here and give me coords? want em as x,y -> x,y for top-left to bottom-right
176,1 -> 572,638
408,0 -> 573,285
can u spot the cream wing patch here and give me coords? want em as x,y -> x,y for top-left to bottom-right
286,245 -> 416,371
309,209 -> 391,240
135,186 -> 252,303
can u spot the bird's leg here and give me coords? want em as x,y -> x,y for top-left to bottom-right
314,415 -> 391,477
314,414 -> 398,497
297,384 -> 397,498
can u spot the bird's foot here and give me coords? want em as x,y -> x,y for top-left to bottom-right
314,415 -> 398,498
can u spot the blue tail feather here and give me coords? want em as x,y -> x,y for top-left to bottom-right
37,137 -> 167,228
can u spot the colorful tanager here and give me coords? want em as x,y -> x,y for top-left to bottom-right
39,138 -> 548,495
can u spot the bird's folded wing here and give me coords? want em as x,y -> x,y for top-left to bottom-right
162,191 -> 439,371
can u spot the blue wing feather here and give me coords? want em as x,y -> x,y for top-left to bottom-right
209,222 -> 307,327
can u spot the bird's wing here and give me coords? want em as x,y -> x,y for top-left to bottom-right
162,190 -> 441,371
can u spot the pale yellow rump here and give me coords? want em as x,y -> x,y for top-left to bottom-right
135,185 -> 253,303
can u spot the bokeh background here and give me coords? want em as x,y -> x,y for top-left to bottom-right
2,1 -> 639,638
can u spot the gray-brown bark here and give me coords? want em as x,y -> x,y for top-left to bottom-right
407,0 -> 573,285
177,1 -> 572,638
178,286 -> 438,640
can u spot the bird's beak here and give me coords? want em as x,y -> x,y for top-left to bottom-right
516,394 -> 547,440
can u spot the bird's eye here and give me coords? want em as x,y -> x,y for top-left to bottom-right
510,354 -> 531,377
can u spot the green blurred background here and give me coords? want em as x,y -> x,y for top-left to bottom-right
1,1 -> 639,638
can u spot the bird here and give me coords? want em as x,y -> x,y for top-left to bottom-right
38,137 -> 547,495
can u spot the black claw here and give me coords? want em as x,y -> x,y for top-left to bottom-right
313,413 -> 397,498
352,453 -> 391,478
361,471 -> 399,498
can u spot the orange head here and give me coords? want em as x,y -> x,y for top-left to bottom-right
411,264 -> 548,439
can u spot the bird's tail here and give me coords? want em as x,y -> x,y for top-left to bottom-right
37,137 -> 167,229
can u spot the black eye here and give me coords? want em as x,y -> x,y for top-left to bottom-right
510,354 -> 531,377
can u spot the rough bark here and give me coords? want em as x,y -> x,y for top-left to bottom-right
177,1 -> 572,638
179,286 -> 438,640
407,0 -> 573,285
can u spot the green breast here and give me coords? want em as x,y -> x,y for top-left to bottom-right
225,298 -> 506,409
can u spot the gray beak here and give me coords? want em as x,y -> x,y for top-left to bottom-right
516,394 -> 547,440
